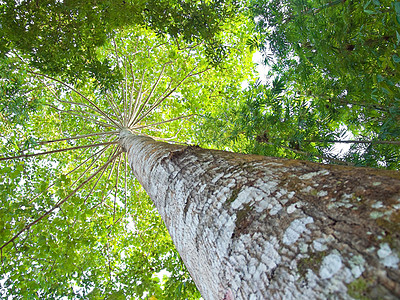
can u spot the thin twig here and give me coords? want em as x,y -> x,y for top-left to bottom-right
82,146 -> 119,204
0,141 -> 118,161
37,131 -> 119,146
133,114 -> 194,130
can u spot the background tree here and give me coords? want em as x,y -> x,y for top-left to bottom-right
198,0 -> 399,169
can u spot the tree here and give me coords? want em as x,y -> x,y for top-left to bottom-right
199,76 -> 400,169
0,0 -> 243,85
1,2 -> 399,299
120,128 -> 400,299
237,0 -> 400,168
0,26 -> 253,298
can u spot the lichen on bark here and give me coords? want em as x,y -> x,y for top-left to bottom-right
119,130 -> 400,300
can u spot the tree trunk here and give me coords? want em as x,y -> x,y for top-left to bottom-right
119,129 -> 400,300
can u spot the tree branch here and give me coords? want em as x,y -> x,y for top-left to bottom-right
0,141 -> 118,161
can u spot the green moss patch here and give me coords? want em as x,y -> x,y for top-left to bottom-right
297,251 -> 327,278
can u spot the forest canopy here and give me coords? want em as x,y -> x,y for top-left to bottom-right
199,0 -> 400,169
0,0 -> 242,85
0,0 -> 399,299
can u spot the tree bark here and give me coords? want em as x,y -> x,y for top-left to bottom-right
119,129 -> 400,300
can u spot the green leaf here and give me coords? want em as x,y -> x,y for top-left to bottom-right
364,9 -> 375,14
393,55 -> 400,63
16,164 -> 24,172
0,167 -> 11,175
38,235 -> 47,243
394,2 -> 400,15
363,0 -> 372,10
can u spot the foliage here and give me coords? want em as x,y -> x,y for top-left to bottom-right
0,56 -> 44,127
6,0 -> 399,298
0,24 -> 253,299
0,0 -> 244,85
196,0 -> 400,169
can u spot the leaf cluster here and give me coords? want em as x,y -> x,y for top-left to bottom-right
195,0 -> 398,169
0,0 -> 244,85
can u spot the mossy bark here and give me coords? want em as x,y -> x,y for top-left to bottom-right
120,129 -> 400,300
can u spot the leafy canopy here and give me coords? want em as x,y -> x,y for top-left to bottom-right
0,0 -> 243,85
198,0 -> 400,169
0,23 -> 254,299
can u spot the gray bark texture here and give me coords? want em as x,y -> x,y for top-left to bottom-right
119,129 -> 400,300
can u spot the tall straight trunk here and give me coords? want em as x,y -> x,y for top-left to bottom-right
119,129 -> 400,300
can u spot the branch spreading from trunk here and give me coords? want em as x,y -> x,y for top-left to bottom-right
1,37 -> 211,254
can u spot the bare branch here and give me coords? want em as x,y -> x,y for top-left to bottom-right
107,146 -> 120,181
127,79 -> 173,128
69,144 -> 117,189
128,62 -> 170,127
36,75 -> 118,125
43,103 -> 116,129
105,92 -> 124,125
27,70 -> 122,129
113,155 -> 122,222
129,69 -> 146,124
82,146 -> 120,204
0,141 -> 118,161
57,99 -> 116,120
133,66 -> 202,126
133,114 -> 194,130
124,152 -> 128,212
37,131 -> 119,146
